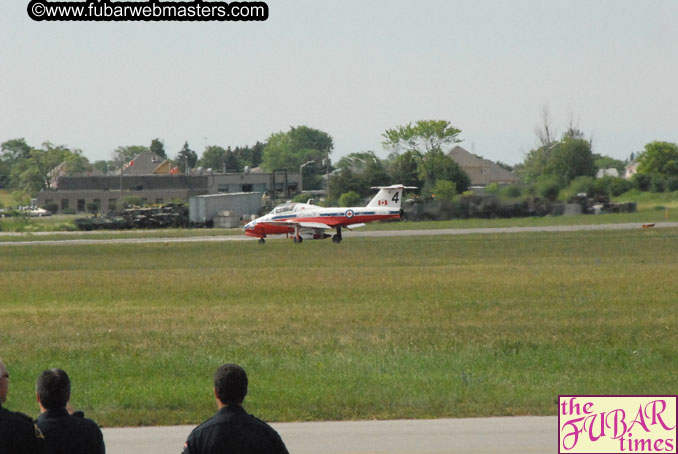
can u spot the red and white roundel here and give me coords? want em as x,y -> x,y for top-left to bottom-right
345,210 -> 354,218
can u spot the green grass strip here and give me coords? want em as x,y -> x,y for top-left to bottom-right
1,228 -> 677,426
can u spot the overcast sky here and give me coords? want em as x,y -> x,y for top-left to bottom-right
1,0 -> 676,165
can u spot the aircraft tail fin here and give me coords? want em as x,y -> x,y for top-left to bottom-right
367,185 -> 417,208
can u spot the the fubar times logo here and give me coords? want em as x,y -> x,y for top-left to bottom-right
559,396 -> 677,453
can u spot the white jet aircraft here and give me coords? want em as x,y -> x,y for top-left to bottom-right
243,184 -> 416,244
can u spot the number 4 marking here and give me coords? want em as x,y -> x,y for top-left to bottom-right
391,192 -> 399,203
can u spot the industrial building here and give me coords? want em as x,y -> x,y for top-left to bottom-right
36,170 -> 302,213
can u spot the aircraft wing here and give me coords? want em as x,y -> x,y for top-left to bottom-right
346,223 -> 366,230
259,220 -> 332,230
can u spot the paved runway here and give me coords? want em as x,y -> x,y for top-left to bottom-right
102,416 -> 557,454
2,221 -> 677,246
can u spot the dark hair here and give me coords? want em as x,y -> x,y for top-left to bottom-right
214,364 -> 248,405
36,369 -> 71,410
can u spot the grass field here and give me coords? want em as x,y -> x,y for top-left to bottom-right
1,228 -> 677,427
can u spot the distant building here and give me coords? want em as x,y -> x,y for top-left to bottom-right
117,152 -> 175,175
36,163 -> 301,213
446,146 -> 520,187
625,161 -> 640,180
48,161 -> 105,189
596,168 -> 620,178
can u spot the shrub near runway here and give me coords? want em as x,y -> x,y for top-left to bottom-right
1,229 -> 677,426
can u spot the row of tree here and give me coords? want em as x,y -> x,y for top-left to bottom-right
515,108 -> 678,196
0,121 -> 471,200
2,116 -> 676,204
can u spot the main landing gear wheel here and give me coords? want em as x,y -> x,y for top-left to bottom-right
293,236 -> 303,243
332,226 -> 343,243
258,238 -> 265,244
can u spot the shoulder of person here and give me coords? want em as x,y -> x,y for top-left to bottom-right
71,414 -> 103,432
247,412 -> 278,429
0,407 -> 37,426
188,413 -> 220,437
1,408 -> 45,442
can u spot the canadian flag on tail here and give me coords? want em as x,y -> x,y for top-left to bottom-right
123,160 -> 135,170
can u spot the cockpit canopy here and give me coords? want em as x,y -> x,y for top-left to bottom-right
271,203 -> 297,214
270,201 -> 319,214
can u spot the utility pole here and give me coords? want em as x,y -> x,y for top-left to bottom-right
324,152 -> 330,202
119,153 -> 124,208
300,161 -> 314,193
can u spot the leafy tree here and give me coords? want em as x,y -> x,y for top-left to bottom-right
359,153 -> 390,189
637,141 -> 678,177
544,135 -> 596,185
223,148 -> 241,172
519,145 -> 552,183
389,150 -> 421,188
262,126 -> 333,172
1,138 -> 32,162
63,153 -> 90,174
632,173 -> 651,191
12,190 -> 31,206
234,141 -> 265,169
501,184 -> 523,199
566,176 -> 596,196
667,176 -> 678,192
176,141 -> 198,172
200,145 -> 227,171
382,120 -> 463,189
650,175 -> 666,193
432,180 -> 456,201
485,183 -> 499,194
536,175 -> 561,201
1,139 -> 32,188
93,160 -> 110,174
10,160 -> 42,192
0,160 -> 10,189
10,143 -> 85,193
521,131 -> 595,186
419,153 -> 469,195
150,138 -> 167,159
593,154 -> 626,173
336,152 -> 373,172
328,168 -> 361,204
338,191 -> 362,207
335,151 -> 390,195
607,177 -> 633,196
114,145 -> 148,164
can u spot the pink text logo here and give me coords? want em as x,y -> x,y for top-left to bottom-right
559,395 -> 677,453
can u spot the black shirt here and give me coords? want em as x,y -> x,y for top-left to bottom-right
36,408 -> 105,454
0,405 -> 46,454
183,405 -> 289,454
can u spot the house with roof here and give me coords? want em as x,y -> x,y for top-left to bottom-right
446,146 -> 520,187
596,168 -> 620,179
118,152 -> 178,175
625,161 -> 640,180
